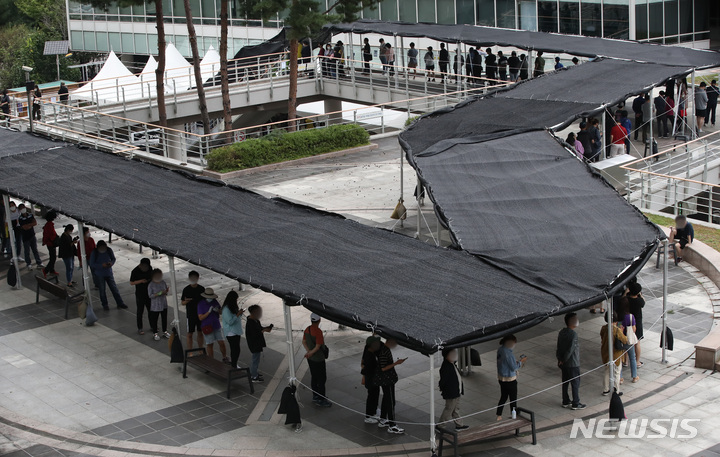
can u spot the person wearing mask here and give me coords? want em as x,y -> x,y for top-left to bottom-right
508,51 -> 520,82
18,204 -> 43,270
438,348 -> 468,430
484,48 -> 497,82
557,313 -> 586,409
669,214 -> 694,265
362,38 -> 372,74
181,270 -> 205,349
7,201 -> 22,261
438,43 -> 450,81
626,281 -> 645,367
707,80 -> 719,127
533,51 -> 545,77
32,85 -> 42,121
654,91 -> 669,138
361,335 -> 381,423
378,38 -> 387,75
695,82 -> 708,133
375,338 -> 406,434
424,46 -> 435,82
519,53 -> 529,81
197,288 -> 228,361
554,56 -> 564,70
76,227 -> 96,288
303,313 -> 331,407
577,121 -> 592,156
385,43 -> 395,77
496,335 -> 527,420
221,290 -> 245,369
147,268 -> 170,341
41,210 -> 59,278
57,224 -> 78,288
129,258 -> 153,335
407,42 -> 419,80
246,304 -> 272,382
601,311 -> 628,396
89,240 -> 127,310
58,82 -> 69,105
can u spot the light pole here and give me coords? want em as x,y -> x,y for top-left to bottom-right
22,66 -> 34,133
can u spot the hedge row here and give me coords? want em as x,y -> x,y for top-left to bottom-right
206,124 -> 370,172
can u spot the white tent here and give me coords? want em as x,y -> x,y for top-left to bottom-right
164,43 -> 194,94
199,45 -> 221,85
71,51 -> 138,104
123,55 -> 158,102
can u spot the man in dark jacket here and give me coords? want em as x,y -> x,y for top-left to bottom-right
576,121 -> 592,155
438,43 -> 450,81
438,348 -> 468,430
89,240 -> 127,310
556,313 -> 586,410
631,94 -> 645,141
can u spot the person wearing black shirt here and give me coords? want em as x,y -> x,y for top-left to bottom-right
18,204 -> 43,269
129,258 -> 153,334
375,339 -> 406,434
484,48 -> 497,82
58,82 -> 69,105
669,214 -> 694,265
626,281 -> 645,366
497,51 -> 508,81
438,43 -> 450,82
362,38 -> 372,75
519,54 -> 529,81
577,121 -> 592,156
181,270 -> 205,348
707,80 -> 719,126
361,336 -> 381,423
507,51 -> 520,82
631,94 -> 645,141
246,304 -> 272,382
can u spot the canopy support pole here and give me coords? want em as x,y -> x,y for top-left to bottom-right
393,34 -> 399,89
662,238 -> 669,363
3,195 -> 21,289
77,221 -> 92,307
168,255 -> 181,337
415,173 -> 422,239
283,300 -> 297,385
399,146 -> 404,228
456,42 -> 461,94
528,49 -> 534,80
691,69 -> 696,139
429,353 -> 437,453
607,295 -> 615,390
649,89 -> 654,152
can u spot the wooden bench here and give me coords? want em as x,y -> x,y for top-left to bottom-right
436,407 -> 536,456
35,275 -> 85,319
182,348 -> 254,399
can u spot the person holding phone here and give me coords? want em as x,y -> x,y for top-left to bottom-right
181,271 -> 205,349
246,305 -> 272,382
221,290 -> 245,369
375,338 -> 405,434
129,257 -> 153,335
438,348 -> 468,431
147,269 -> 170,341
496,334 -> 527,420
669,214 -> 694,265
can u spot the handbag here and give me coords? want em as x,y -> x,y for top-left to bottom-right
625,325 -> 638,346
201,324 -> 214,335
614,335 -> 624,351
321,344 -> 329,359
373,369 -> 399,387
7,263 -> 17,287
85,302 -> 98,326
390,199 -> 407,220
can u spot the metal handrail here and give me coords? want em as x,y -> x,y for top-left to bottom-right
622,129 -> 720,169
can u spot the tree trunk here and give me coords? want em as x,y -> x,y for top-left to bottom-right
154,0 -> 167,127
287,38 -> 298,132
219,0 -> 232,144
183,0 -> 211,134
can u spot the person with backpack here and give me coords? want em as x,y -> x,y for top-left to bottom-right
58,224 -> 78,288
438,348 -> 468,430
41,210 -> 59,278
303,313 -> 331,407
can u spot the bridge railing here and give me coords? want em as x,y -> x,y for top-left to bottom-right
621,130 -> 720,222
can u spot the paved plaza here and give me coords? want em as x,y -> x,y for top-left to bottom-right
2,135 -> 720,457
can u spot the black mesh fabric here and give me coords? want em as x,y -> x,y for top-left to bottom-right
497,59 -> 693,105
0,129 -> 64,158
326,20 -> 720,68
410,130 -> 661,305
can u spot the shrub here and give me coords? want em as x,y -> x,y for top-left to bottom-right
206,124 -> 370,172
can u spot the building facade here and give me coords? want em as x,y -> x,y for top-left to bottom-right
67,0 -> 717,59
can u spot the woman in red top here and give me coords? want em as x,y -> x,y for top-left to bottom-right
41,210 -> 59,277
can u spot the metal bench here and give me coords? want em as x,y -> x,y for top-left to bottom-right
436,407 -> 536,456
35,275 -> 84,319
182,348 -> 254,399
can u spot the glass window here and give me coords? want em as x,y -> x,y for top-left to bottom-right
635,0 -> 648,40
201,0 -> 215,23
135,33 -> 148,54
581,0 -> 601,36
399,0 -> 416,22
664,0 -> 678,40
109,32 -> 121,52
437,0 -> 455,24
148,34 -> 158,54
121,32 -> 134,53
173,0 -> 186,22
694,0 -> 708,33
175,35 -> 190,56
476,0 -> 494,26
96,31 -> 108,51
456,0 -> 474,24
497,0 -> 516,28
380,0 -> 398,21
362,4 -> 379,19
418,0 -> 435,22
559,0 -> 579,35
538,1 -> 558,33
603,0 -> 629,39
518,0 -> 536,30
83,31 -> 96,51
678,0 -> 691,35
70,31 -> 83,51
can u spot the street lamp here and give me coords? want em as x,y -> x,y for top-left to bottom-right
22,66 -> 34,133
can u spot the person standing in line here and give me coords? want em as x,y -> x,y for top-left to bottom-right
654,91 -> 669,138
89,240 -> 127,310
484,48 -> 497,82
361,336 -> 381,423
181,270 -> 205,349
424,46 -> 435,82
695,81 -> 708,134
626,281 -> 645,367
58,82 -> 69,105
631,94 -> 645,141
617,297 -> 639,384
519,53 -> 529,81
129,258 -> 153,335
57,224 -> 78,288
385,43 -> 395,77
147,268 -> 170,341
375,338 -> 405,434
438,43 -> 450,81
565,132 -> 584,158
246,304 -> 272,382
303,313 -> 331,407
362,38 -> 372,74
76,227 -> 97,288
571,57 -> 579,65
577,121 -> 592,156
554,56 -> 564,70
7,201 -> 22,261
41,210 -> 59,278
669,214 -> 694,265
601,311 -> 628,396
407,42 -> 419,79
378,38 -> 387,75
452,51 -> 463,83
438,348 -> 468,430
18,204 -> 43,270
32,85 -> 42,121
198,288 -> 229,361
707,80 -> 719,126
557,313 -> 586,409
619,110 -> 632,154
1,89 -> 10,123
496,335 -> 527,420
221,290 -> 245,369
507,51 -> 520,82
497,51 -> 508,81
533,51 -> 545,77
609,116 -> 628,157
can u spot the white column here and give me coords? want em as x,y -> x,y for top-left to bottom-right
3,195 -> 21,289
628,0 -> 637,40
283,301 -> 297,384
77,221 -> 93,307
662,238 -> 668,363
168,255 -> 182,337
429,352 -> 437,452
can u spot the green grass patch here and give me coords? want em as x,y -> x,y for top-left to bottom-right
644,212 -> 720,253
206,124 -> 370,172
